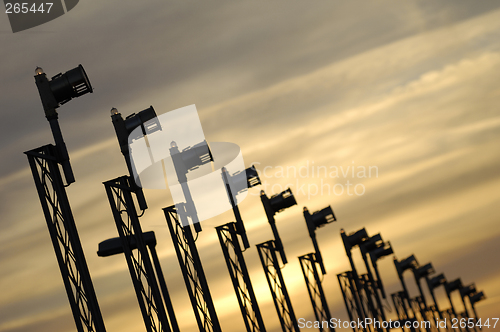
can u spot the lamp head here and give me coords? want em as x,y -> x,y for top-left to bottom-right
460,284 -> 476,298
395,255 -> 418,276
311,206 -> 336,229
469,291 -> 485,305
445,278 -> 462,294
245,165 -> 261,188
361,234 -> 383,253
49,64 -> 93,106
427,273 -> 446,290
180,140 -> 213,170
268,188 -> 297,213
227,165 -> 262,194
369,242 -> 393,262
342,228 -> 369,252
97,231 -> 156,257
35,66 -> 44,75
414,263 -> 434,280
124,106 -> 161,138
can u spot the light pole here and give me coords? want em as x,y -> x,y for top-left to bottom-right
259,189 -> 297,264
256,189 -> 299,332
426,273 -> 447,320
413,263 -> 435,309
110,106 -> 160,210
361,236 -> 393,322
299,205 -> 336,332
26,65 -> 106,332
338,228 -> 369,325
106,107 -> 175,332
445,278 -> 462,320
216,165 -> 267,332
392,255 -> 419,330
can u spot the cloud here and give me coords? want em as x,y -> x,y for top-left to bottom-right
2,3 -> 500,332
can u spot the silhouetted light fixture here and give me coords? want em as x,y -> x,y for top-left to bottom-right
427,273 -> 446,291
111,106 -> 161,210
175,140 -> 213,171
34,64 -> 93,184
369,242 -> 393,262
445,278 -> 462,294
414,263 -> 434,280
221,165 -> 261,249
245,165 -> 261,188
360,234 -> 383,253
460,284 -> 476,298
395,255 -> 418,276
49,65 -> 93,106
261,189 -> 297,264
97,231 -> 156,257
268,188 -> 297,213
341,228 -> 369,254
306,206 -> 336,231
469,291 -> 485,305
303,206 -> 336,274
36,64 -> 92,111
229,165 -> 261,193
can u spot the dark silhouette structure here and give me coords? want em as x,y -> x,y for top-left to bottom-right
25,65 -> 106,332
164,206 -> 222,332
338,228 -> 393,332
299,206 -> 336,332
256,189 -> 299,332
216,166 -> 266,332
102,177 -> 178,332
106,108 -> 178,332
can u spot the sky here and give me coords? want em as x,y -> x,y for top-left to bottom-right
1,0 -> 500,331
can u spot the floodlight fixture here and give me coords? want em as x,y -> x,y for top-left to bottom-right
97,231 -> 156,257
228,165 -> 261,194
427,273 -> 446,291
34,64 -> 93,184
414,263 -> 434,280
303,206 -> 336,274
245,165 -> 261,188
49,65 -> 93,106
261,189 -> 297,264
469,291 -> 485,305
445,278 -> 462,293
177,141 -> 213,171
305,206 -> 336,234
111,106 -> 161,210
360,234 -> 383,254
36,64 -> 93,114
395,255 -> 418,276
341,228 -> 368,256
460,284 -> 476,298
268,188 -> 297,214
221,165 -> 261,249
369,242 -> 393,262
168,140 -> 214,233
